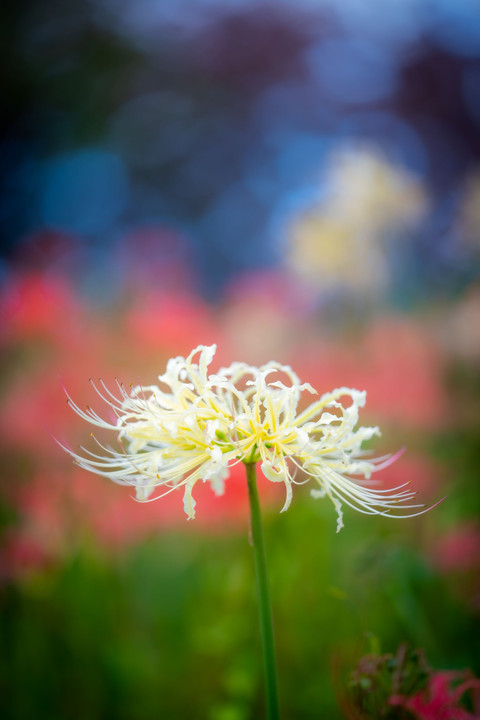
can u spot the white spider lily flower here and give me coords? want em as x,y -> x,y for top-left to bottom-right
63,344 -> 435,529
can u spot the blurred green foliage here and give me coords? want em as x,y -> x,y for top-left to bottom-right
1,455 -> 479,720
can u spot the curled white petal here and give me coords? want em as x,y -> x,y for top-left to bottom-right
183,481 -> 197,520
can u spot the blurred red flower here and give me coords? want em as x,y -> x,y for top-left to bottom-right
433,523 -> 480,574
0,271 -> 85,348
124,290 -> 221,358
390,670 -> 480,720
295,315 -> 446,430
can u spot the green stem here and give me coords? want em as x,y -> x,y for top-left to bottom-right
245,462 -> 280,720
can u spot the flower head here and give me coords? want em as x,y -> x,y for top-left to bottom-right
64,344 -> 430,530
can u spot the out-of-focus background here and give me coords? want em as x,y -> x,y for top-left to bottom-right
1,1 -> 480,718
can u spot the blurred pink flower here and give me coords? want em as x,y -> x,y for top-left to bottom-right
390,670 -> 480,720
15,471 -> 77,554
0,528 -> 49,581
0,370 -> 82,456
5,460 -> 277,566
429,522 -> 480,611
296,316 -> 446,429
68,460 -> 264,548
0,271 -> 84,347
124,290 -> 220,357
433,523 -> 480,574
